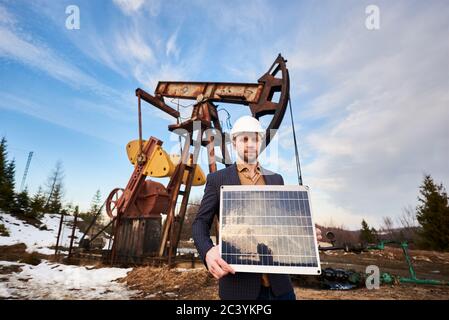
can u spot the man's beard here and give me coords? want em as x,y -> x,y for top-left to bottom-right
243,151 -> 258,164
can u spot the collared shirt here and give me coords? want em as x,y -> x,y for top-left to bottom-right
235,161 -> 270,287
236,161 -> 265,185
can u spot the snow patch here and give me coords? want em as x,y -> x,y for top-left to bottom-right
0,212 -> 83,254
0,260 -> 137,300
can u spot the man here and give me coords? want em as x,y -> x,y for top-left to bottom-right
192,115 -> 322,300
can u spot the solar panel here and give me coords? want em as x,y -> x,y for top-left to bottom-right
219,185 -> 321,275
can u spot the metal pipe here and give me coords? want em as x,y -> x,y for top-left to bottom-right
136,88 -> 180,118
54,212 -> 64,257
138,95 -> 143,160
67,208 -> 78,258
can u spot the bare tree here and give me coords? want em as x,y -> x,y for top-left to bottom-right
397,205 -> 419,242
398,205 -> 418,230
322,217 -> 337,228
381,216 -> 395,240
44,161 -> 65,213
180,197 -> 201,241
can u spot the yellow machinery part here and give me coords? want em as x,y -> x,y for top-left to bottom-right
169,154 -> 206,186
126,140 -> 205,185
126,140 -> 174,177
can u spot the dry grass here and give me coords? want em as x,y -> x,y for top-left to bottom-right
0,243 -> 47,264
19,251 -> 42,266
119,266 -> 219,300
0,223 -> 9,237
0,264 -> 22,275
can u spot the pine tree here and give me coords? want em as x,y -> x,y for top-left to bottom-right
30,186 -> 46,218
79,189 -> 103,225
13,188 -> 31,216
359,219 -> 377,244
90,189 -> 102,215
44,161 -> 64,214
46,182 -> 63,214
0,137 -> 7,211
2,158 -> 17,213
416,175 -> 449,250
0,137 -> 16,212
0,138 -> 6,177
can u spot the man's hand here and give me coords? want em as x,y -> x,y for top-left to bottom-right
315,225 -> 322,242
205,245 -> 235,280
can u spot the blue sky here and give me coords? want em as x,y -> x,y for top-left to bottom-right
0,0 -> 448,229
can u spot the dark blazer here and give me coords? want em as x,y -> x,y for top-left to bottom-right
192,162 -> 294,300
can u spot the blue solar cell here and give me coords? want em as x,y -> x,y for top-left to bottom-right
220,185 -> 321,275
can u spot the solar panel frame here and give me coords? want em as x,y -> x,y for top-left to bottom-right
219,185 -> 321,275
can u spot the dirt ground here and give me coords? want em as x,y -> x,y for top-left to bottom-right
121,246 -> 449,300
295,284 -> 449,300
2,242 -> 449,300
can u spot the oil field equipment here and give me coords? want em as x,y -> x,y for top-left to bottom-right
78,55 -> 292,265
317,232 -> 449,288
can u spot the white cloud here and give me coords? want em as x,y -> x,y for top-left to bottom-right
283,2 -> 449,228
310,192 -> 370,230
225,64 -> 260,83
199,0 -> 273,35
113,0 -> 146,13
0,29 -> 78,89
0,6 -> 116,97
113,0 -> 160,16
3,2 -> 189,122
166,29 -> 180,59
0,4 -> 16,25
0,91 -> 133,145
115,29 -> 156,64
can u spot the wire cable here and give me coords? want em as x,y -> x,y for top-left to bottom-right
288,97 -> 303,185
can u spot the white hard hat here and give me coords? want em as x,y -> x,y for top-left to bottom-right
230,115 -> 265,139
